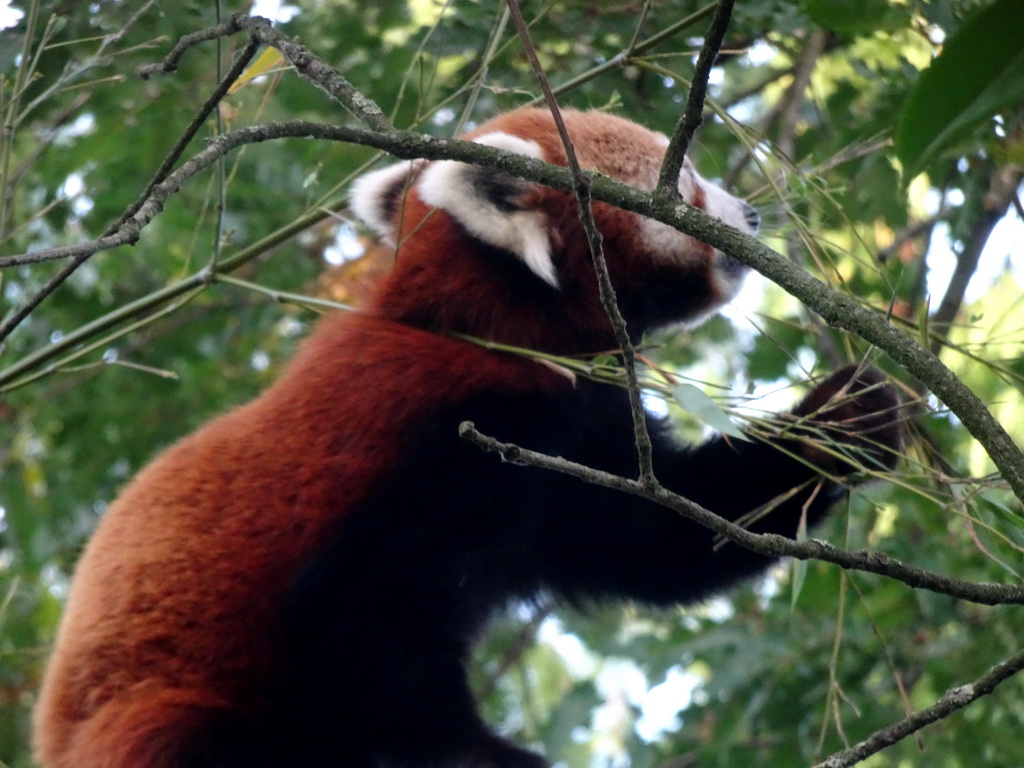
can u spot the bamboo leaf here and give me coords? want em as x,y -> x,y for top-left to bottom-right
228,47 -> 286,94
673,383 -> 750,441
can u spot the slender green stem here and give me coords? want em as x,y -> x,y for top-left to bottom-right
214,273 -> 354,313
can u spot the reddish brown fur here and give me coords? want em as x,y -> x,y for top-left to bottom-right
33,315 -> 566,768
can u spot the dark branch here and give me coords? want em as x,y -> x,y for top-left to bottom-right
111,36 -> 263,234
814,645 -> 1024,768
655,0 -> 735,197
458,420 -> 1024,606
929,164 -> 1024,353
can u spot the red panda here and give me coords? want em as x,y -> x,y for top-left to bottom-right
33,108 -> 901,768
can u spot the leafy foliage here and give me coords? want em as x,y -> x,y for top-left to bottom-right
1,1 -> 1022,767
895,0 -> 1024,178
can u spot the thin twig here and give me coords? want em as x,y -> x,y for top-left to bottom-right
13,0 -> 158,125
877,211 -> 947,263
110,35 -> 263,233
0,253 -> 91,343
0,37 -> 264,343
530,3 -> 719,107
774,29 -> 827,161
137,13 -> 394,132
655,0 -> 735,197
505,0 -> 656,486
476,605 -> 553,700
723,29 -> 827,188
1,0 -> 44,240
1,3 -> 151,239
929,164 -> 1024,353
775,30 -> 838,366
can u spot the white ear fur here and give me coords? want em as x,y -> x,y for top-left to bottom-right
349,160 -> 423,240
417,132 -> 558,288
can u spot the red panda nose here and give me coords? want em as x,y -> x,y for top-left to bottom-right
742,202 -> 760,233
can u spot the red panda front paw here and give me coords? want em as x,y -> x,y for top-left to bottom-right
788,365 -> 903,478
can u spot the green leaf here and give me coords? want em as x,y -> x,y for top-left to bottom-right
673,383 -> 750,441
895,0 -> 1024,179
800,0 -> 894,37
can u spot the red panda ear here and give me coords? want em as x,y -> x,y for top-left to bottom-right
417,132 -> 559,288
349,160 -> 425,242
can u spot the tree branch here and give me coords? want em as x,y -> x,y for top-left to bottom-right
458,421 -> 1024,606
2,111 -> 1022,511
814,644 -> 1024,768
4,16 -> 1022,509
111,36 -> 263,234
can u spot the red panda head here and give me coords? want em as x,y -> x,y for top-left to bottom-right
350,108 -> 758,354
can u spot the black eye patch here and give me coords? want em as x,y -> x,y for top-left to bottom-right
469,167 -> 529,214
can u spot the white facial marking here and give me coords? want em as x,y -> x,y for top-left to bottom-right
349,160 -> 422,241
418,133 -> 559,288
688,166 -> 756,302
636,160 -> 755,306
692,166 -> 752,235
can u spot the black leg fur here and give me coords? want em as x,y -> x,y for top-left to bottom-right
275,366 -> 901,767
